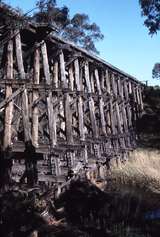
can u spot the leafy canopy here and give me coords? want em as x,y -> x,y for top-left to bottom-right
139,0 -> 160,79
33,0 -> 104,54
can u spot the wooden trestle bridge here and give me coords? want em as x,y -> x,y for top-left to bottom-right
0,4 -> 143,187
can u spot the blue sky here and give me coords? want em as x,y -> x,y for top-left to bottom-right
6,0 -> 160,85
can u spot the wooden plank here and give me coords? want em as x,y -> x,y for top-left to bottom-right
32,46 -> 40,146
3,39 -> 13,150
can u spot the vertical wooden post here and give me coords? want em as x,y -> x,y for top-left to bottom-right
74,59 -> 85,140
53,61 -> 59,88
115,102 -> 122,134
77,95 -> 85,141
136,86 -> 140,105
74,59 -> 81,91
109,101 -> 116,135
15,30 -> 25,80
101,71 -> 105,92
105,69 -> 114,137
85,62 -> 98,138
111,73 -> 117,96
105,69 -> 111,94
41,41 -> 60,176
138,86 -> 143,111
68,65 -> 74,91
15,30 -> 30,142
95,69 -> 106,135
3,39 -> 13,150
41,42 -> 57,146
64,93 -> 73,143
117,76 -> 123,97
128,81 -> 132,94
106,107 -> 112,134
32,46 -> 40,146
59,50 -> 67,88
123,79 -> 132,128
124,79 -> 129,101
131,83 -> 138,122
84,62 -> 92,93
90,72 -> 95,93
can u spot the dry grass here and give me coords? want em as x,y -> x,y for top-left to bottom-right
109,148 -> 160,194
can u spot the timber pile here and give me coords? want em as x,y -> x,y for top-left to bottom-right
0,3 -> 143,187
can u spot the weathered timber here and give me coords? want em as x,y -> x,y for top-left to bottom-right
95,69 -> 106,135
64,93 -> 73,143
59,50 -> 67,89
0,86 -> 25,110
41,41 -> 60,176
32,46 -> 40,146
111,73 -> 117,96
3,39 -> 13,150
74,59 -> 85,140
15,30 -> 30,142
74,59 -> 81,91
68,65 -> 74,91
15,30 -> 25,80
109,101 -> 116,135
90,72 -> 95,93
105,69 -> 111,94
85,62 -> 98,138
53,61 -> 59,88
77,95 -> 85,140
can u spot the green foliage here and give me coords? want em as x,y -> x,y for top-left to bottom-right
152,63 -> 160,79
139,1 -> 160,79
139,0 -> 160,35
33,0 -> 104,54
